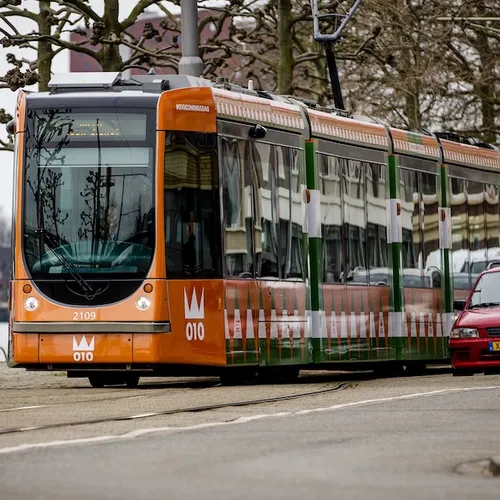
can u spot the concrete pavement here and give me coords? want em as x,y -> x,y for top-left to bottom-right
1,373 -> 500,499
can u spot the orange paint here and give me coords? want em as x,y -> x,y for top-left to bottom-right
157,88 -> 216,133
39,334 -> 133,364
160,280 -> 226,366
11,333 -> 38,364
146,131 -> 166,280
12,279 -> 169,323
13,92 -> 28,280
133,334 -> 161,363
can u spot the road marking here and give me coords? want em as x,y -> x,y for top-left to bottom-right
0,405 -> 48,413
1,386 -> 500,455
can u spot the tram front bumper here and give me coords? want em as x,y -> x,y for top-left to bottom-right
10,322 -> 170,367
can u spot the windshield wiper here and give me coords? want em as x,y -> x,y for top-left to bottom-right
36,228 -> 95,297
469,302 -> 500,309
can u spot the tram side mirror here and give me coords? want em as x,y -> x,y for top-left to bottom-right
453,300 -> 466,311
6,119 -> 15,135
249,124 -> 267,140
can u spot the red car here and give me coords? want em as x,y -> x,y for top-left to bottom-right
450,267 -> 500,376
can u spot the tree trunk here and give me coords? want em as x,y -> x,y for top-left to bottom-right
405,91 -> 422,131
38,0 -> 53,91
99,0 -> 122,72
277,0 -> 294,95
474,1 -> 495,144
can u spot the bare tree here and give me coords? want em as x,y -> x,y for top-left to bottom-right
434,0 -> 500,143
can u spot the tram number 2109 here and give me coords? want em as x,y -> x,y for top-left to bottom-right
73,311 -> 97,321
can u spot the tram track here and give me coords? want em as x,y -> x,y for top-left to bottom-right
0,381 -> 353,436
0,378 -> 222,413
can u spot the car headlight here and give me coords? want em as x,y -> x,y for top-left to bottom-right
450,328 -> 479,339
24,296 -> 39,311
136,296 -> 151,311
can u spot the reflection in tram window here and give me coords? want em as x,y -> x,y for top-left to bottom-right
164,131 -> 220,278
255,142 -> 279,278
320,154 -> 343,283
278,147 -> 304,279
467,180 -> 486,266
251,143 -> 305,280
460,181 -> 499,277
320,155 -> 387,285
343,159 -> 366,282
220,137 -> 253,277
421,172 -> 440,288
450,179 -> 500,293
450,177 -> 470,289
399,168 -> 419,271
366,162 -> 388,271
485,184 -> 499,251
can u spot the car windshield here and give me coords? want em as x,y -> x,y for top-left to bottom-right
468,273 -> 500,309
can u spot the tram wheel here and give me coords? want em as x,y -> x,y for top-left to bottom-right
220,368 -> 258,386
125,375 -> 140,388
88,375 -> 105,388
257,366 -> 300,384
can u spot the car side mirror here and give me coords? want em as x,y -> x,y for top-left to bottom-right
453,300 -> 466,311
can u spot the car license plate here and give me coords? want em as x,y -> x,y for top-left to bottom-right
489,341 -> 500,352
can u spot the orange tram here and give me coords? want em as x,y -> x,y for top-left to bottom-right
6,71 -> 500,387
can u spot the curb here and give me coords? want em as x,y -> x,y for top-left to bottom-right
488,455 -> 500,476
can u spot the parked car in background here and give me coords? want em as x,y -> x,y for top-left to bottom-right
450,268 -> 500,376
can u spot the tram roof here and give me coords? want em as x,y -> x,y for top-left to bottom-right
21,71 -> 500,171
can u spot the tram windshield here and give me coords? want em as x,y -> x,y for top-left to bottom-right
23,107 -> 155,286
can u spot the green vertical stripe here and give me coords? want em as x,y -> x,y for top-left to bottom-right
387,155 -> 403,314
440,164 -> 453,313
305,140 -> 322,313
305,140 -> 317,190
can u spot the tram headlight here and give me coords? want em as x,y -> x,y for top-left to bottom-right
24,296 -> 39,312
136,296 -> 151,311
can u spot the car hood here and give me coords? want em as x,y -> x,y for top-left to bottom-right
455,307 -> 500,329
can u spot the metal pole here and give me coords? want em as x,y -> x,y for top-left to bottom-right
178,0 -> 204,77
325,43 -> 344,110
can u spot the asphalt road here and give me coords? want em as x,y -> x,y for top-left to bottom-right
1,368 -> 500,499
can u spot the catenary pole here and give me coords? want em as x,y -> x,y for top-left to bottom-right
178,0 -> 204,77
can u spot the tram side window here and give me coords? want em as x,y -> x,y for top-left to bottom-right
343,158 -> 367,282
400,168 -> 421,279
220,137 -> 253,278
467,180 -> 486,271
251,142 -> 305,281
485,183 -> 500,272
277,146 -> 304,280
450,177 -> 470,290
253,142 -> 279,278
421,172 -> 440,288
451,180 -> 500,292
319,154 -> 343,284
164,131 -> 221,278
365,162 -> 388,273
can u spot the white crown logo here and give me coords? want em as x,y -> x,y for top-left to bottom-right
184,288 -> 204,320
72,335 -> 95,352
